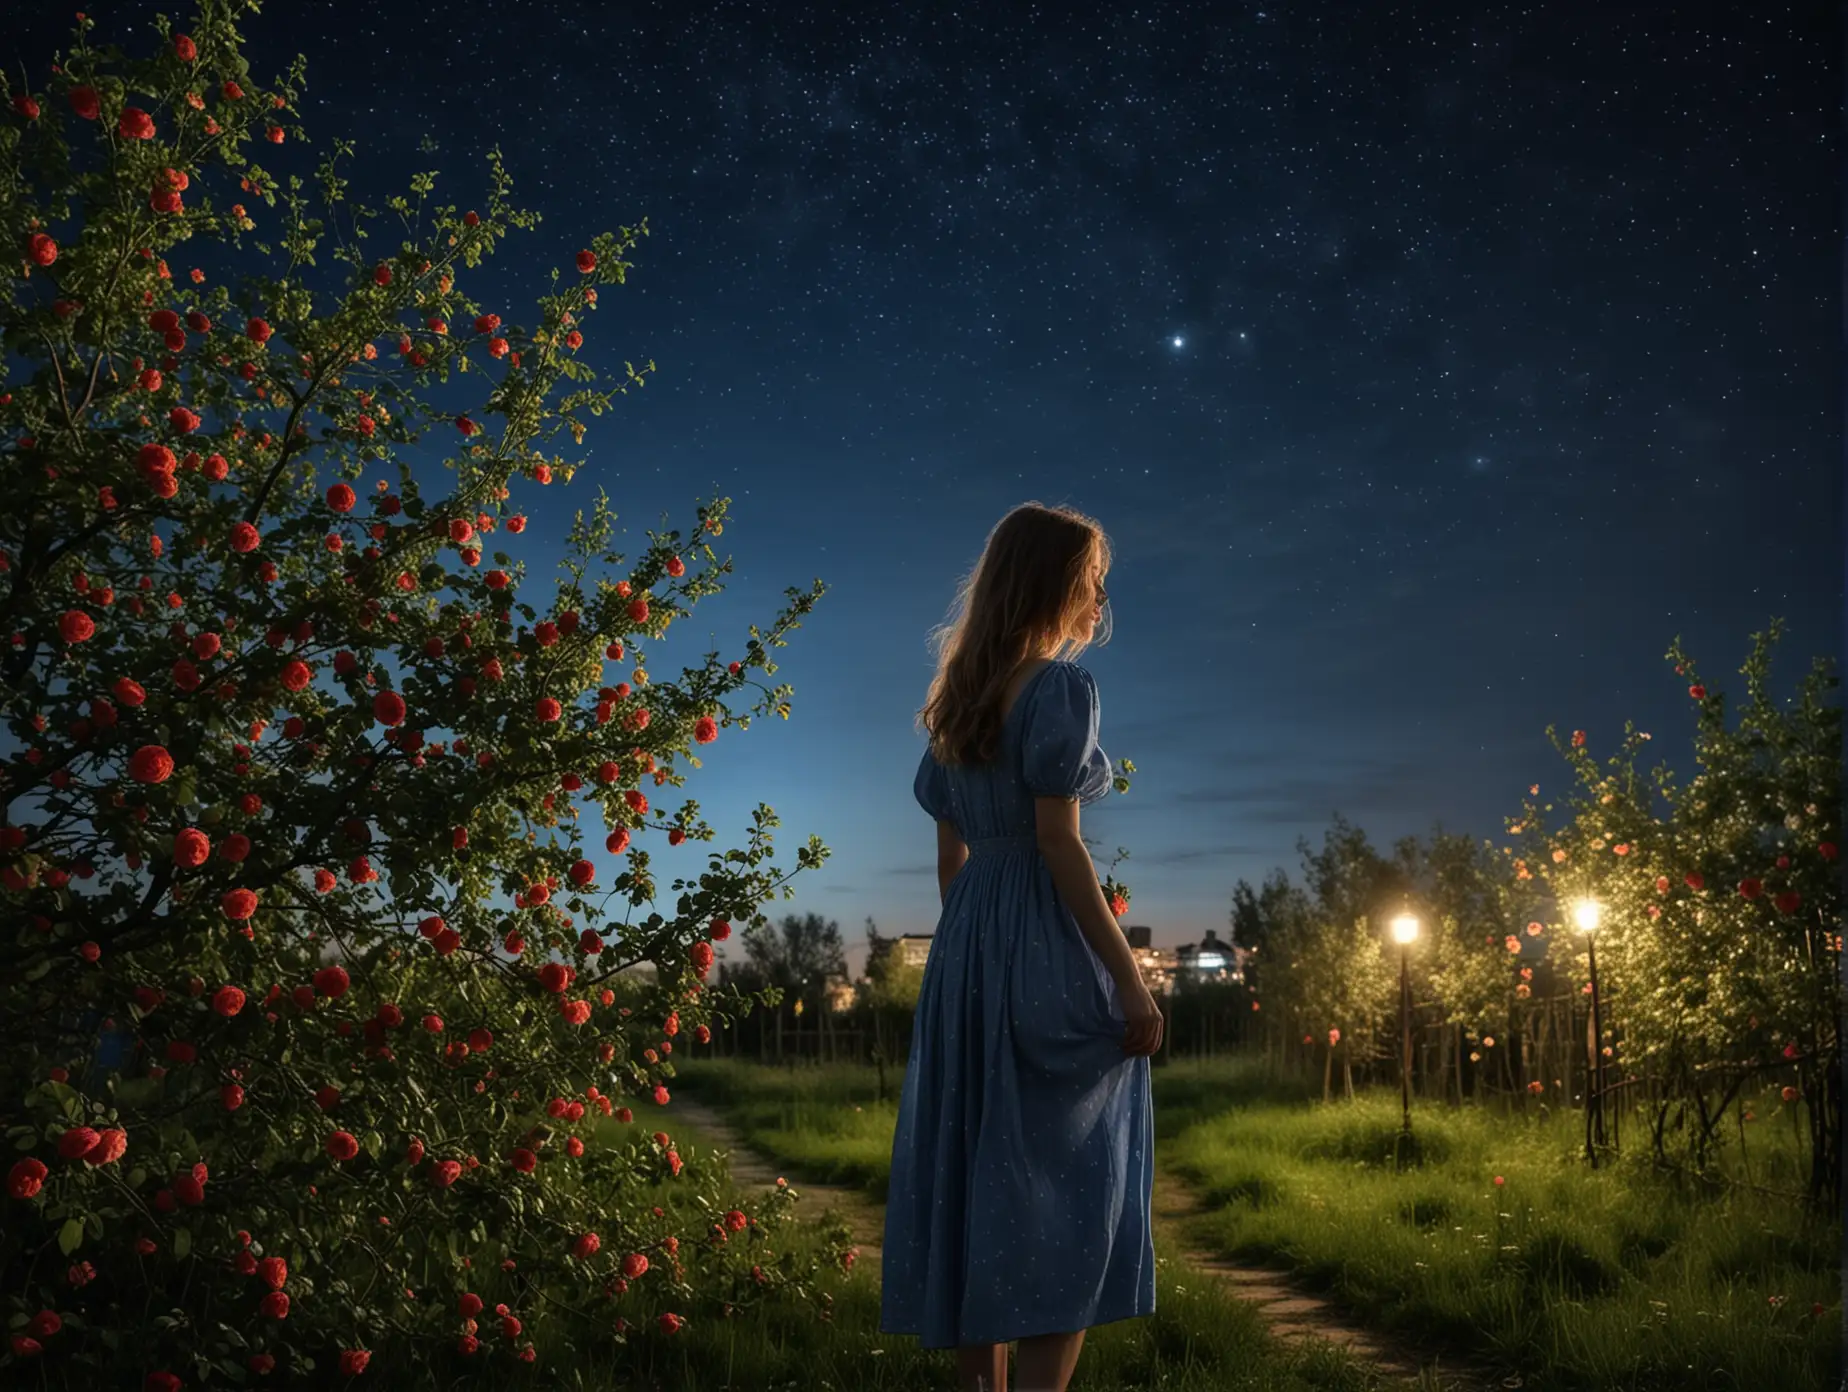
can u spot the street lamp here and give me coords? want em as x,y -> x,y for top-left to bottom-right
1390,910 -> 1420,1151
1573,897 -> 1606,1167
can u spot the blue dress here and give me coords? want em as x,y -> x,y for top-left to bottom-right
880,660 -> 1156,1350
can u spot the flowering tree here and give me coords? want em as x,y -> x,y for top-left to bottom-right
0,5 -> 849,1384
1512,620 -> 1841,1202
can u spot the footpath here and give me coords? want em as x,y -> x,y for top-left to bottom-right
665,1093 -> 1504,1392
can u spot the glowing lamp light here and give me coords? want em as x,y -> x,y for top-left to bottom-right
1195,953 -> 1225,970
1573,899 -> 1602,933
1390,913 -> 1419,945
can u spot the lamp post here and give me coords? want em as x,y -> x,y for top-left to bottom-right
1390,910 -> 1420,1149
1573,897 -> 1605,1167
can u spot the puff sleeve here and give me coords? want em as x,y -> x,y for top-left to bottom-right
913,747 -> 954,821
1021,662 -> 1113,805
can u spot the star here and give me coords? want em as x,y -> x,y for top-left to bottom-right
1170,335 -> 1184,349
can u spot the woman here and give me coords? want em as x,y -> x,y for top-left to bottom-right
881,502 -> 1164,1392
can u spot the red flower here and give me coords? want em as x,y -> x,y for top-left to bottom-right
222,887 -> 258,921
653,1085 -> 670,1105
1684,871 -> 1705,891
145,1375 -> 183,1392
246,317 -> 273,344
659,1312 -> 683,1334
539,963 -> 569,994
576,249 -> 598,273
510,1148 -> 537,1173
459,1292 -> 484,1318
129,745 -> 175,783
422,1014 -> 444,1034
621,1251 -> 648,1278
258,1255 -> 288,1289
69,86 -> 101,120
230,521 -> 261,553
119,107 -> 155,139
372,691 -> 406,726
572,1232 -> 600,1260
174,34 -> 197,60
690,941 -> 714,976
83,1130 -> 126,1166
627,598 -> 650,623
260,1291 -> 289,1319
58,610 -> 95,643
314,965 -> 350,998
315,1086 -> 341,1112
467,1028 -> 493,1052
1738,878 -> 1763,900
280,659 -> 311,691
112,677 -> 147,707
212,986 -> 246,1017
1773,891 -> 1802,915
56,1127 -> 100,1162
7,1157 -> 47,1198
173,827 -> 210,868
221,1083 -> 245,1111
568,859 -> 595,886
560,999 -> 591,1026
432,1159 -> 462,1188
535,697 -> 562,722
710,919 -> 732,940
695,715 -> 718,743
326,1131 -> 359,1162
1688,684 -> 1705,700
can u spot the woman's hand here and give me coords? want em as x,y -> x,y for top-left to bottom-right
1118,979 -> 1165,1057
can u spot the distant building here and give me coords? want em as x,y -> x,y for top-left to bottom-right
1122,925 -> 1179,994
1174,929 -> 1244,983
896,934 -> 934,969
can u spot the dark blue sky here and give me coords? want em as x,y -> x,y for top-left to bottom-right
12,2 -> 1839,974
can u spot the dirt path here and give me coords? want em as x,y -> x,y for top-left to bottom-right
1151,1165 -> 1505,1391
666,1093 -> 887,1278
667,1092 -> 1501,1390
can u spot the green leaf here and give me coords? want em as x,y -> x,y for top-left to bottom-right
57,1217 -> 84,1255
172,1227 -> 192,1259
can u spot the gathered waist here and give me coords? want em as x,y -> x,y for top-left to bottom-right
966,835 -> 1039,856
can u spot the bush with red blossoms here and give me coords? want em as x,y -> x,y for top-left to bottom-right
0,8 -> 846,1384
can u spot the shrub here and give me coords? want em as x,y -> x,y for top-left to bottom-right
0,4 -> 840,1384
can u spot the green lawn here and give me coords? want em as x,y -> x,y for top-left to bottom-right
663,1058 -> 1419,1391
670,1054 -> 1840,1392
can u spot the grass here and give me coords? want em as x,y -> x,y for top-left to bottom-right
666,1057 -> 1420,1391
1153,1055 -> 1839,1392
668,1053 -> 1840,1392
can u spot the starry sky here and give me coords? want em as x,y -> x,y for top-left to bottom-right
10,3 -> 1840,975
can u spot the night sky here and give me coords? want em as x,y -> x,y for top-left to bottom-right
10,3 -> 1840,975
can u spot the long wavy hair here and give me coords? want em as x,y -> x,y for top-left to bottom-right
917,502 -> 1113,767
